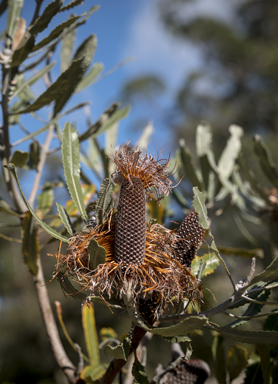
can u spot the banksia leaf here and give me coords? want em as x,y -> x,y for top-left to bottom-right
95,178 -> 113,226
6,0 -> 23,47
227,345 -> 248,382
37,188 -> 54,217
10,150 -> 28,167
82,303 -> 100,366
22,211 -> 39,275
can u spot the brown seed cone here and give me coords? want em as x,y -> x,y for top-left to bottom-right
175,211 -> 205,268
115,176 -> 146,265
158,359 -> 210,384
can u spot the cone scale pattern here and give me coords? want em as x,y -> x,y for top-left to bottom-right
175,211 -> 205,267
115,176 -> 146,265
159,359 -> 210,384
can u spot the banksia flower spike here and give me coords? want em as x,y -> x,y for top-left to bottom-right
175,211 -> 206,268
53,141 -> 206,322
111,142 -> 175,266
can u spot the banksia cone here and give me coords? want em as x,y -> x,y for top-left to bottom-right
175,211 -> 205,268
112,142 -> 174,266
53,141 -> 206,321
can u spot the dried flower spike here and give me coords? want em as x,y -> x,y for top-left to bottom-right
175,211 -> 205,267
111,142 -> 175,266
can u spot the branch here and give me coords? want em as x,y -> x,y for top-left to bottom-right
100,326 -> 147,384
29,0 -> 44,28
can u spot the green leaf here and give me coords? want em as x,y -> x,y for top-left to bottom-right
32,14 -> 81,52
218,125 -> 243,179
216,245 -> 264,259
192,187 -> 209,229
6,0 -> 23,46
82,303 -> 100,365
27,140 -> 40,170
5,163 -> 69,242
132,356 -> 150,384
29,0 -> 63,35
10,150 -> 28,167
60,0 -> 85,12
75,62 -> 103,93
11,61 -> 56,101
81,364 -> 108,381
100,327 -> 118,341
179,139 -> 203,190
37,188 -> 54,216
257,345 -> 270,384
95,178 -> 113,226
87,294 -> 124,309
55,36 -> 95,114
11,33 -> 35,67
139,316 -> 207,337
56,272 -> 86,299
253,134 -> 278,189
79,104 -> 130,142
196,122 -> 213,190
161,335 -> 191,344
0,198 -> 22,217
0,0 -> 8,17
138,122 -> 154,149
191,253 -> 219,277
227,345 -> 248,382
60,26 -> 76,73
210,322 -> 278,345
62,122 -> 88,222
103,343 -> 127,360
212,335 -> 227,384
15,56 -> 87,114
249,256 -> 278,286
22,211 -> 39,275
88,239 -> 106,270
56,203 -> 74,236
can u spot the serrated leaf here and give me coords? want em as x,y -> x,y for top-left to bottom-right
254,134 -> 278,189
81,364 -> 107,381
95,178 -> 113,226
32,14 -> 81,52
161,335 -> 191,344
10,150 -> 28,167
37,188 -> 54,217
210,322 -> 278,345
29,0 -> 63,35
14,56 -> 87,114
11,33 -> 35,67
192,187 -> 209,229
60,0 -> 84,12
227,345 -> 248,382
22,211 -> 39,275
11,61 -> 56,101
61,26 -> 76,72
5,163 -> 69,242
249,256 -> 278,286
218,125 -> 243,179
56,272 -> 86,299
82,303 -> 100,365
27,140 -> 40,170
132,356 -> 150,384
139,316 -> 207,337
75,62 -> 103,93
88,239 -> 106,270
56,203 -> 74,236
62,122 -> 88,222
179,139 -> 203,190
103,343 -> 127,360
55,36 -> 95,114
6,0 -> 23,46
79,104 -> 129,142
191,253 -> 219,277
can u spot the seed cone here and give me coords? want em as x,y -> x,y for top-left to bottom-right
115,176 -> 146,265
175,211 -> 205,267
